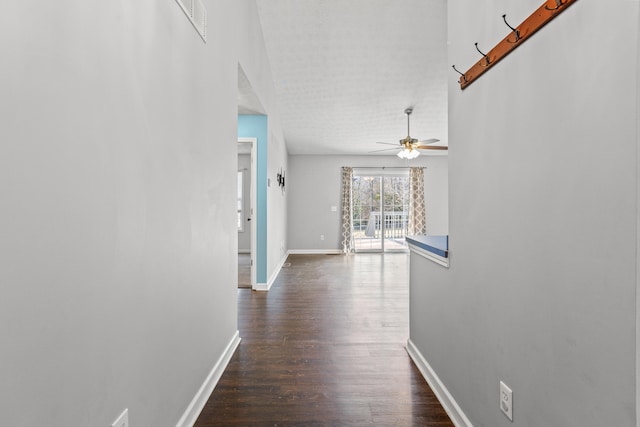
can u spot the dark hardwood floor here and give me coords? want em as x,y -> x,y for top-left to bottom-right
195,253 -> 453,427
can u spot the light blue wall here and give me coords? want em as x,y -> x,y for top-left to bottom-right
238,115 -> 267,283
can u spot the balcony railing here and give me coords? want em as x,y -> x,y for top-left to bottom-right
360,211 -> 408,239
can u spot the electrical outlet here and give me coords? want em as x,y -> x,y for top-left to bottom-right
112,408 -> 129,427
500,381 -> 513,421
320,234 -> 325,241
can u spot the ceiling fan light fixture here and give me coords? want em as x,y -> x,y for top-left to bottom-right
372,108 -> 445,156
397,148 -> 420,159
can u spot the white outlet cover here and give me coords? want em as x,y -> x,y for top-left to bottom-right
112,408 -> 129,427
500,381 -> 513,421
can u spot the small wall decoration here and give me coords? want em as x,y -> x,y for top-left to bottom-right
276,169 -> 286,191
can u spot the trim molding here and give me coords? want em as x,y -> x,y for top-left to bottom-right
176,331 -> 241,427
253,282 -> 268,291
254,251 -> 289,291
406,339 -> 473,427
253,250 -> 345,291
238,249 -> 250,254
268,252 -> 289,288
288,249 -> 343,255
408,243 -> 450,268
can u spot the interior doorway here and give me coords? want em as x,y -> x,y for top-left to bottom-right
238,139 -> 256,288
352,170 -> 410,252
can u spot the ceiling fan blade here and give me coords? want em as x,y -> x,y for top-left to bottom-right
375,142 -> 400,146
416,145 -> 448,150
418,138 -> 440,145
368,147 -> 401,153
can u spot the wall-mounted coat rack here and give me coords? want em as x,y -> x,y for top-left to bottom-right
452,0 -> 578,90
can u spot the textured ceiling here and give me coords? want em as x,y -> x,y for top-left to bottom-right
251,0 -> 448,156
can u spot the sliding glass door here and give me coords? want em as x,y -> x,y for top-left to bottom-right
353,175 -> 382,251
352,171 -> 410,252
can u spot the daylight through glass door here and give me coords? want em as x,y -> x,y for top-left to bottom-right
352,172 -> 410,252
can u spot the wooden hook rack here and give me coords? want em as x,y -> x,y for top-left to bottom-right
456,0 -> 579,90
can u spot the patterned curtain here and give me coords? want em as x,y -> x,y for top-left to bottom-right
408,167 -> 426,235
341,167 -> 354,253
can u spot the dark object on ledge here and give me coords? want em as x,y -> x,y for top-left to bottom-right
406,235 -> 448,258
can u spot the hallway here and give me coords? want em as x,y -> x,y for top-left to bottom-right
195,254 -> 453,426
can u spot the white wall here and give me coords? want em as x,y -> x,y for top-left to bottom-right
238,154 -> 252,252
287,155 -> 449,251
0,1 -> 253,425
267,131 -> 289,272
423,156 -> 449,236
410,1 -> 639,426
236,1 -> 289,283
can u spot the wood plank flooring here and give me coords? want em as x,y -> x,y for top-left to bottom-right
195,253 -> 453,427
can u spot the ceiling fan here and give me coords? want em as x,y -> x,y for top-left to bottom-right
370,108 -> 447,159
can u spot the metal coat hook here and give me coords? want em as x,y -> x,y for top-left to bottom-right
455,0 -> 578,90
452,65 -> 467,83
502,14 -> 521,43
545,0 -> 566,11
475,42 -> 491,67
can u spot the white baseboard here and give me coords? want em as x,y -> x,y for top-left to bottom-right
287,249 -> 343,255
253,251 -> 290,291
406,339 -> 473,427
176,331 -> 241,427
268,252 -> 289,288
252,250 -> 345,291
253,282 -> 268,291
252,250 -> 343,290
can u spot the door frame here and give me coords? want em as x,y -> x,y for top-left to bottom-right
239,137 -> 257,288
352,169 -> 410,253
